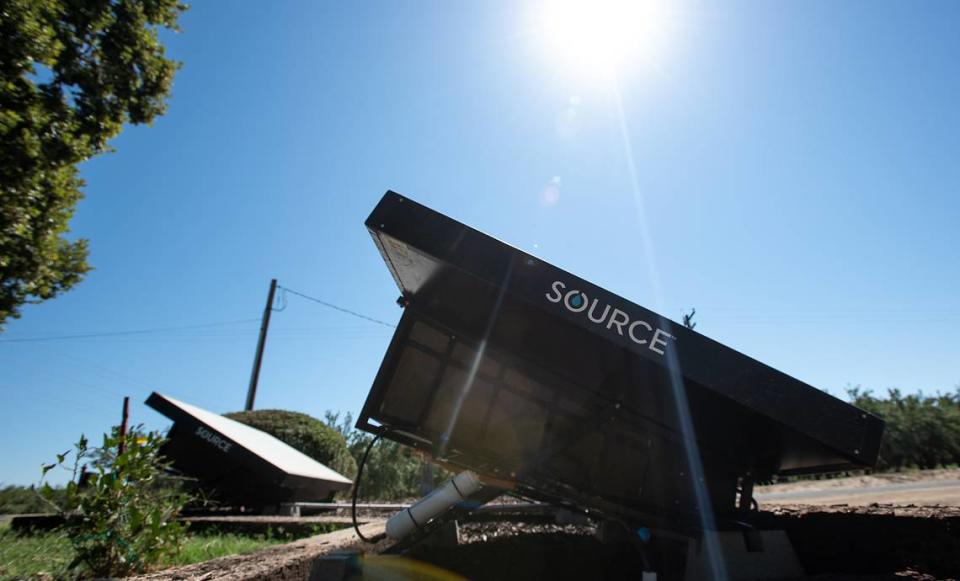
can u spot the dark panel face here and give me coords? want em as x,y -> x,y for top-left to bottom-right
362,310 -> 745,524
146,393 -> 348,506
160,422 -> 291,506
358,191 -> 885,524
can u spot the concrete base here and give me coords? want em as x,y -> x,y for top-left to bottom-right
684,530 -> 803,581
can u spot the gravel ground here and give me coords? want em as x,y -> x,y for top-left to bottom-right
457,521 -> 597,544
402,505 -> 960,581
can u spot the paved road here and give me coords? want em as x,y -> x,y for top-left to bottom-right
756,478 -> 960,506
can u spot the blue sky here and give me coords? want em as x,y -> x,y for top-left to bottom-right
2,1 -> 959,485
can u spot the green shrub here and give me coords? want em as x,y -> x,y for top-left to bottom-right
40,426 -> 189,577
224,409 -> 358,482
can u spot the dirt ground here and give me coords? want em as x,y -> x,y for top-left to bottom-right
756,469 -> 960,506
755,504 -> 960,579
758,469 -> 960,494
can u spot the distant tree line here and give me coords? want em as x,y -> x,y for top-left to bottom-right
0,484 -> 64,514
848,387 -> 960,472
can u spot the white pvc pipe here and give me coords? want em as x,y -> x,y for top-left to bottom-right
385,470 -> 482,540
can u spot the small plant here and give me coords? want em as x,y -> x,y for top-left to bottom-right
40,426 -> 189,577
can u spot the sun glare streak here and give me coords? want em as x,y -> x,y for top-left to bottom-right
438,338 -> 488,458
613,85 -> 728,580
532,1 -> 716,573
437,260 -> 516,459
536,0 -> 674,80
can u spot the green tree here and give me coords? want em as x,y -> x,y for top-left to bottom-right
0,0 -> 187,328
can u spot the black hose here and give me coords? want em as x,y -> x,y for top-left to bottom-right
352,432 -> 386,543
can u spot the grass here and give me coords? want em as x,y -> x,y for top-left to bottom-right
0,524 -> 74,580
0,522 -> 320,580
163,531 -> 287,567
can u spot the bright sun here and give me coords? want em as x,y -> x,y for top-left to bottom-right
537,0 -> 673,79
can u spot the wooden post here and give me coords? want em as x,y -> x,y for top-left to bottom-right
118,396 -> 130,455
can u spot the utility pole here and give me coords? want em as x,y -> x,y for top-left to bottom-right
245,278 -> 277,411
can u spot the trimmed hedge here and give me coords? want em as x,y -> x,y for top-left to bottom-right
223,410 -> 357,481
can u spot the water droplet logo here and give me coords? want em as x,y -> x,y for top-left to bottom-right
570,292 -> 585,308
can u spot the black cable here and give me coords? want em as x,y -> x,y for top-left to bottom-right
0,318 -> 262,343
352,432 -> 386,543
278,286 -> 397,329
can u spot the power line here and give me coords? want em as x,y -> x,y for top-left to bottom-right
278,285 -> 397,329
0,287 -> 397,343
0,318 -> 261,343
